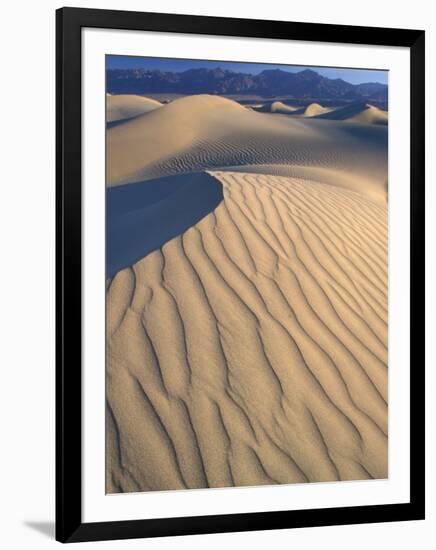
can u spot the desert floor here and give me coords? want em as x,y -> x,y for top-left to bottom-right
106,94 -> 388,493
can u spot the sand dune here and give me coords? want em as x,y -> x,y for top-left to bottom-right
106,93 -> 388,493
107,170 -> 388,492
317,102 -> 388,125
106,94 -> 162,123
255,101 -> 298,114
106,94 -> 387,198
303,102 -> 333,117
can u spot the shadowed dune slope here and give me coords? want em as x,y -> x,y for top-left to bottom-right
107,94 -> 162,123
106,171 -> 388,493
316,102 -> 388,125
106,94 -> 387,193
107,173 -> 223,278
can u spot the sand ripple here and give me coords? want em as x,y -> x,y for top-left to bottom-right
106,171 -> 388,492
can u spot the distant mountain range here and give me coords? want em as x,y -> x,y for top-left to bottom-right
107,67 -> 388,102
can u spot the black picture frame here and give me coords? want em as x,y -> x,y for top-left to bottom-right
56,7 -> 425,543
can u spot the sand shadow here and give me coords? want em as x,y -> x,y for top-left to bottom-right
107,172 -> 223,278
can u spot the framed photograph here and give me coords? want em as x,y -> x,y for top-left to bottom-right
56,7 -> 425,543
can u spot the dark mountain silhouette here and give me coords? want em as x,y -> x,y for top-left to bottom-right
107,67 -> 387,101
355,82 -> 388,101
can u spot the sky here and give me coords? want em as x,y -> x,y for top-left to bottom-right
107,56 -> 388,85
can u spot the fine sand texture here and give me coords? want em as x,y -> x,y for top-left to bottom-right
106,94 -> 388,493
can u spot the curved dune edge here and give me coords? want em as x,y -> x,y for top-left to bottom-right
107,172 -> 224,278
106,171 -> 388,493
106,94 -> 162,123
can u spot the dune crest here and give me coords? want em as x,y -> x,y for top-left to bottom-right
107,171 -> 388,493
303,103 -> 332,117
107,172 -> 223,278
107,94 -> 162,123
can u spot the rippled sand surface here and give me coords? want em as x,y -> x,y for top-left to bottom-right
105,95 -> 388,493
